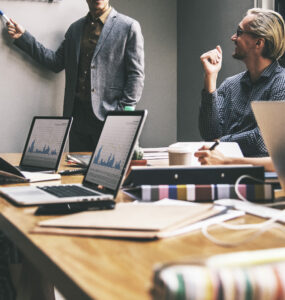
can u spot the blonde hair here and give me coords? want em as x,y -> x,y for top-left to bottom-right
246,8 -> 285,60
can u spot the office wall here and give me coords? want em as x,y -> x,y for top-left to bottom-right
0,0 -> 177,152
256,0 -> 275,9
177,0 -> 254,142
116,0 -> 177,148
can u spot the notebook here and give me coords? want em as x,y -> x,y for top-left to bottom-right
34,202 -> 221,239
0,116 -> 73,175
251,101 -> 285,192
0,110 -> 147,206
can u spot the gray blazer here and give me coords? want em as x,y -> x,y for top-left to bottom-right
14,8 -> 145,121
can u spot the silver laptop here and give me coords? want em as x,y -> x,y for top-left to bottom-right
251,101 -> 285,191
0,116 -> 73,176
0,110 -> 147,206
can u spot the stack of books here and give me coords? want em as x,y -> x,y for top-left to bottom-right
152,247 -> 285,299
125,183 -> 275,202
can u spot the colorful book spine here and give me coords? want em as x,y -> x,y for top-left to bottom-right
140,184 -> 274,202
152,261 -> 285,300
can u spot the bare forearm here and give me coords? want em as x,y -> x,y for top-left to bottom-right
204,74 -> 218,93
224,157 -> 274,171
200,45 -> 222,93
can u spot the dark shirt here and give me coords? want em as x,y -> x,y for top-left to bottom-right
76,7 -> 111,102
199,61 -> 285,157
73,7 -> 111,133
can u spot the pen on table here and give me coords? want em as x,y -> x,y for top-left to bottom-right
209,139 -> 220,151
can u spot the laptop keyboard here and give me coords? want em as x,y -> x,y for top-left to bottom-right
37,185 -> 100,198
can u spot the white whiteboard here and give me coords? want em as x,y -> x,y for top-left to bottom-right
0,0 -> 87,152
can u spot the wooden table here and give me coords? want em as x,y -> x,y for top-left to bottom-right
1,153 -> 285,300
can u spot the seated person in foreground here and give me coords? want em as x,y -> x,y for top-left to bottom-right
195,145 -> 274,171
199,8 -> 285,158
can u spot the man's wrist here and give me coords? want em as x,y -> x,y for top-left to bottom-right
223,157 -> 235,165
204,74 -> 218,93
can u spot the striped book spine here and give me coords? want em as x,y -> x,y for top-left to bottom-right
152,262 -> 285,300
140,184 -> 274,202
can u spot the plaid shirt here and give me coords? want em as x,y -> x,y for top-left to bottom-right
199,61 -> 285,157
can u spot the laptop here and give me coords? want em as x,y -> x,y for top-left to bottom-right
0,116 -> 73,175
0,110 -> 148,206
251,101 -> 285,191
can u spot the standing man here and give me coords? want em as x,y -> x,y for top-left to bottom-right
1,1 -> 144,298
7,0 -> 144,151
199,8 -> 285,157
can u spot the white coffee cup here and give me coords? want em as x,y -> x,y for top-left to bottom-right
168,147 -> 192,166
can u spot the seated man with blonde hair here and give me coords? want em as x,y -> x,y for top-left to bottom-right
199,8 -> 285,158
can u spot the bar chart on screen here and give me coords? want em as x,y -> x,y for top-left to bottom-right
85,116 -> 141,189
28,140 -> 58,156
93,146 -> 121,170
23,119 -> 69,166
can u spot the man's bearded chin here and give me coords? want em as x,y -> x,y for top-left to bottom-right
232,52 -> 245,60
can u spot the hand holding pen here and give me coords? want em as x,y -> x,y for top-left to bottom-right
208,139 -> 220,150
0,10 -> 25,39
6,19 -> 25,39
194,139 -> 226,165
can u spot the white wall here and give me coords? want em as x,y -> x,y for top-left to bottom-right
0,0 -> 177,152
255,0 -> 275,9
0,0 -> 86,152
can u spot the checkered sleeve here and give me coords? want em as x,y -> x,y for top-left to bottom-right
268,75 -> 285,100
199,65 -> 285,157
222,74 -> 285,157
220,127 -> 268,157
199,80 -> 229,141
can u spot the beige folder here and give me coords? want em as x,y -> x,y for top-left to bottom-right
33,203 -> 222,240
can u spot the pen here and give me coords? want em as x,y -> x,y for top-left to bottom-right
0,10 -> 11,25
209,139 -> 220,151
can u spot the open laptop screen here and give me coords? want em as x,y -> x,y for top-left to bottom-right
251,101 -> 285,191
20,117 -> 72,170
84,111 -> 147,192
